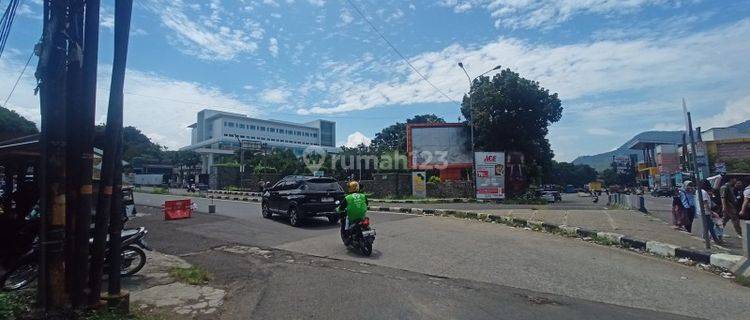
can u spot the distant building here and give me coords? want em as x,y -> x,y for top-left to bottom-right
181,109 -> 338,173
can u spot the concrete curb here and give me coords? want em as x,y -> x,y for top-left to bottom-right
369,204 -> 744,272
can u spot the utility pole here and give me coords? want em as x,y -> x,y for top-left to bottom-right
71,0 -> 100,308
237,136 -> 243,189
35,0 -> 70,312
105,0 -> 134,308
684,99 -> 711,249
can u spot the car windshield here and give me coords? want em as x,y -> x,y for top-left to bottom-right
303,179 -> 342,192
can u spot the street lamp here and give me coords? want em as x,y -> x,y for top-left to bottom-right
457,62 -> 501,196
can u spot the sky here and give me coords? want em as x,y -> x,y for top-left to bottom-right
1,0 -> 750,162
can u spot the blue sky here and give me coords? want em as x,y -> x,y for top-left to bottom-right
2,0 -> 749,161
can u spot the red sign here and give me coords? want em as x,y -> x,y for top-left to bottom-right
164,199 -> 192,220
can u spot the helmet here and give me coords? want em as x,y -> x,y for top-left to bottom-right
347,181 -> 360,193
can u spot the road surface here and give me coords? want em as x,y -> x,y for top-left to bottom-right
134,192 -> 749,320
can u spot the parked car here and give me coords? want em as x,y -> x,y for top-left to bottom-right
540,190 -> 561,203
261,176 -> 345,227
650,188 -> 672,197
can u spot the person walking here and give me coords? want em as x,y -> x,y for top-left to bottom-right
720,177 -> 743,238
679,181 -> 696,233
696,180 -> 722,244
671,188 -> 685,230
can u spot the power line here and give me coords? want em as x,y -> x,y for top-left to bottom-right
344,0 -> 460,105
1,49 -> 33,108
0,0 -> 21,58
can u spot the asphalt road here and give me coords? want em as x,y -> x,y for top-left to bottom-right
134,192 -> 749,320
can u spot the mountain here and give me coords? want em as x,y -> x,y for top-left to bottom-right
572,120 -> 750,171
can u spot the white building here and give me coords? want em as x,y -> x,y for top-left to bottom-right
181,109 -> 337,173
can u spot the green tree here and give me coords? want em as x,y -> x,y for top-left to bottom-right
95,125 -> 164,163
545,161 -> 598,187
0,106 -> 38,139
370,114 -> 445,153
461,68 -> 563,182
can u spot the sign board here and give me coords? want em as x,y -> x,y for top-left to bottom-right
407,123 -> 472,169
411,171 -> 427,198
614,156 -> 631,174
240,140 -> 264,151
164,199 -> 192,220
474,152 -> 506,199
714,162 -> 727,174
313,170 -> 324,177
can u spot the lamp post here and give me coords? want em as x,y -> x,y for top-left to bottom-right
457,62 -> 501,197
236,136 -> 244,190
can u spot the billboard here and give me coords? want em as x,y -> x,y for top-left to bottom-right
406,123 -> 472,170
613,156 -> 631,174
475,152 -> 506,199
412,171 -> 427,198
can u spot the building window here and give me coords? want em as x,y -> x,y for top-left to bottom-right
304,132 -> 310,137
250,125 -> 256,130
313,133 -> 318,138
268,128 -> 274,133
260,126 -> 266,131
224,121 -> 228,127
239,124 -> 245,129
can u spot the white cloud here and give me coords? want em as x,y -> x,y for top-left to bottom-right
297,18 -> 750,115
585,127 -> 614,136
259,88 -> 290,104
268,38 -> 279,57
651,122 -> 684,131
307,0 -> 325,6
440,0 -> 671,29
146,0 -> 258,61
0,57 -> 257,150
340,8 -> 354,25
344,131 -> 371,148
701,94 -> 750,129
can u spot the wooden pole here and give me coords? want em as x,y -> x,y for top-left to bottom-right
36,0 -> 70,311
70,0 -> 100,308
105,0 -> 133,303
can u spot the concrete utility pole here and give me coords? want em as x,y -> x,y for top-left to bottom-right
36,0 -> 70,312
683,99 -> 711,249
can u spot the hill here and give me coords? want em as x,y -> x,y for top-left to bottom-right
572,120 -> 750,171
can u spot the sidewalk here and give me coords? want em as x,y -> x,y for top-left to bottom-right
478,208 -> 741,255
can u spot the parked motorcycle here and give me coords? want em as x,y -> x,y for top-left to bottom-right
337,201 -> 376,256
0,227 -> 151,291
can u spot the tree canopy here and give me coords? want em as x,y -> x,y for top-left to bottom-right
369,114 -> 445,153
0,106 -> 38,139
461,68 -> 562,182
545,161 -> 598,187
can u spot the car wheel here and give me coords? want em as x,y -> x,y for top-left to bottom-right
289,206 -> 302,227
261,202 -> 272,218
327,215 -> 339,225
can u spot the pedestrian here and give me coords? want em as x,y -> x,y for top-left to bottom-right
679,181 -> 696,233
696,180 -> 722,244
671,188 -> 685,230
720,177 -> 743,238
738,178 -> 750,221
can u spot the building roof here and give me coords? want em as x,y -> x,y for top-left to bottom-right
202,109 -> 322,130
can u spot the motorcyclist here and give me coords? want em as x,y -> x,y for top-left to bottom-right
338,181 -> 368,237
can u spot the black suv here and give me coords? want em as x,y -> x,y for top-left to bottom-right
261,176 -> 345,227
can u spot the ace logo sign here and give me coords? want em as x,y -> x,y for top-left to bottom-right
474,152 -> 506,200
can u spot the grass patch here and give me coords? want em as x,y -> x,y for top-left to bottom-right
0,291 -> 33,320
86,310 -> 167,320
169,266 -> 210,285
735,275 -> 750,288
591,234 -> 618,246
151,187 -> 169,195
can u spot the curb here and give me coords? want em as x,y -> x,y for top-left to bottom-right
369,204 -> 743,272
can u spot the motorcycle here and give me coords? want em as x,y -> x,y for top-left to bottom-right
337,201 -> 376,256
1,227 -> 152,291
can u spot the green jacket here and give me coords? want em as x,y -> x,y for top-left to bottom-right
340,192 -> 368,221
